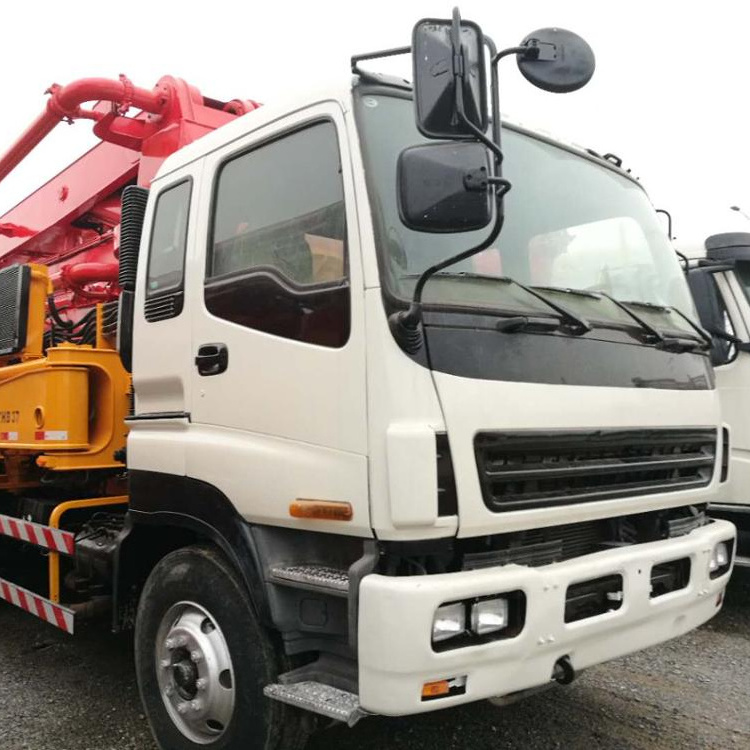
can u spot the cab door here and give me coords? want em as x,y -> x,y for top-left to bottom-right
185,103 -> 370,536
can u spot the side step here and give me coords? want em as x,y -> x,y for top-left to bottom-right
735,555 -> 750,568
269,564 -> 350,597
264,682 -> 364,727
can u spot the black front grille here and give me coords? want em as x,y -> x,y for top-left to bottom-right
475,429 -> 717,512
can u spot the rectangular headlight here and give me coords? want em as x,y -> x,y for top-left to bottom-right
471,597 -> 509,636
432,602 -> 466,643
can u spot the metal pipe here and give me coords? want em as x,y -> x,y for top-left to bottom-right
0,76 -> 167,185
48,495 -> 128,603
61,262 -> 120,287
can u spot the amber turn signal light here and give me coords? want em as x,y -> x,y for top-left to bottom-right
289,499 -> 353,522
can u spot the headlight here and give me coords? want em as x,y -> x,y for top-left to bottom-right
432,602 -> 466,643
709,540 -> 732,578
470,597 -> 509,636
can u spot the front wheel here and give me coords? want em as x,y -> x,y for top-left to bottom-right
135,545 -> 306,750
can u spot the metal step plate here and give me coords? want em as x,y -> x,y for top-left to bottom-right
264,681 -> 364,726
269,564 -> 350,596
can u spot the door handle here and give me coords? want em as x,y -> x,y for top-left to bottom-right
195,343 -> 228,376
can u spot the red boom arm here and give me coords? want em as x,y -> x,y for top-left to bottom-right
0,75 -> 259,309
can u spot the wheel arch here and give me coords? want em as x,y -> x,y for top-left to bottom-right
114,470 -> 269,631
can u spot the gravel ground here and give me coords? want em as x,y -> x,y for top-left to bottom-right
0,575 -> 747,750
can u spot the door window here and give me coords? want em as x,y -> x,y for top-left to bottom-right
206,121 -> 349,348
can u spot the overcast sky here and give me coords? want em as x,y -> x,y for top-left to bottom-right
0,0 -> 747,248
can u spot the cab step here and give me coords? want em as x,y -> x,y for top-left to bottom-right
735,555 -> 750,568
268,564 -> 349,596
264,681 -> 363,727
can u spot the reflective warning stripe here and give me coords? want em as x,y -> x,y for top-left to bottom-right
34,430 -> 69,441
0,431 -> 18,441
0,577 -> 74,633
0,514 -> 75,555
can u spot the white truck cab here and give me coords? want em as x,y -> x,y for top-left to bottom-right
679,223 -> 750,570
118,14 -> 736,748
124,58 -> 735,747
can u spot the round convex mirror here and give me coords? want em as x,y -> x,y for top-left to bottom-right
517,28 -> 595,93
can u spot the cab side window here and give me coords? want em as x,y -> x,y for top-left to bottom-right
205,121 -> 349,348
145,179 -> 192,322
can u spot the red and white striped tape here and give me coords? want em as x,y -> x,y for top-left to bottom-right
34,430 -> 68,441
0,431 -> 18,441
0,514 -> 75,555
0,577 -> 74,633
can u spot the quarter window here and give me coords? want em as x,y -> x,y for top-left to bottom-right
146,180 -> 191,298
206,121 -> 349,347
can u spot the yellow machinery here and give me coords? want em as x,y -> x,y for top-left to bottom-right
0,264 -> 131,491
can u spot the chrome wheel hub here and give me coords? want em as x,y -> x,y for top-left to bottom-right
156,602 -> 235,744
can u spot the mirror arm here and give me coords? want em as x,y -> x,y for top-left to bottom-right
492,45 -> 535,64
390,11 -> 516,354
350,45 -> 411,77
389,185 -> 510,354
708,327 -> 750,353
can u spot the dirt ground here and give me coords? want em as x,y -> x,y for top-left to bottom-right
0,575 -> 747,750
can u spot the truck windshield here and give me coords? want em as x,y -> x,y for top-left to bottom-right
355,92 -> 697,334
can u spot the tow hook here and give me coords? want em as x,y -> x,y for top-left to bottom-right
552,655 -> 576,685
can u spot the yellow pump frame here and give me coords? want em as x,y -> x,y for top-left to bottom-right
0,265 -> 131,486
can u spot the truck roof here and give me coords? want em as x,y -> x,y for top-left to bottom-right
154,81 -> 641,190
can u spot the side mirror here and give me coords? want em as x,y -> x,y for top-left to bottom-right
412,16 -> 487,139
517,28 -> 595,93
686,266 -> 742,366
398,142 -> 493,233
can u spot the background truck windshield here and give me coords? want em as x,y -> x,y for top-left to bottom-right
356,93 -> 696,330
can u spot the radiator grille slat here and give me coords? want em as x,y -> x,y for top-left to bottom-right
475,429 -> 717,512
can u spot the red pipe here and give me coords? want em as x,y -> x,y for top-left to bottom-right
0,76 -> 167,185
61,262 -> 119,286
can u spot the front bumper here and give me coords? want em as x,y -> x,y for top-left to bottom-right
358,519 -> 735,715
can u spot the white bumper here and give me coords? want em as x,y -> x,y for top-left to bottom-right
358,519 -> 735,715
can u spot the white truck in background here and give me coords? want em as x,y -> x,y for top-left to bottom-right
678,216 -> 750,570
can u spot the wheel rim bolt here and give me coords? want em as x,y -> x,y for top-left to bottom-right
196,678 -> 208,691
177,702 -> 188,715
165,638 -> 175,650
191,650 -> 203,663
160,659 -> 171,669
191,700 -> 203,712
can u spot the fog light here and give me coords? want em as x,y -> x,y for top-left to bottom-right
432,602 -> 465,643
709,541 -> 730,574
470,597 -> 509,636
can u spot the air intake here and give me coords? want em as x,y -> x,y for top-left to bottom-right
118,185 -> 149,291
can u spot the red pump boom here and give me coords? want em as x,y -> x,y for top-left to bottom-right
0,75 -> 259,309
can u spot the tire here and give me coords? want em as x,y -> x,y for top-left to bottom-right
135,544 -> 307,750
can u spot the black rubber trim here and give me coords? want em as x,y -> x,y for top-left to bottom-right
125,411 -> 191,422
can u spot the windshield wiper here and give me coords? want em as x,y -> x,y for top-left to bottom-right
616,299 -> 711,352
524,285 -> 710,353
422,272 -> 592,334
